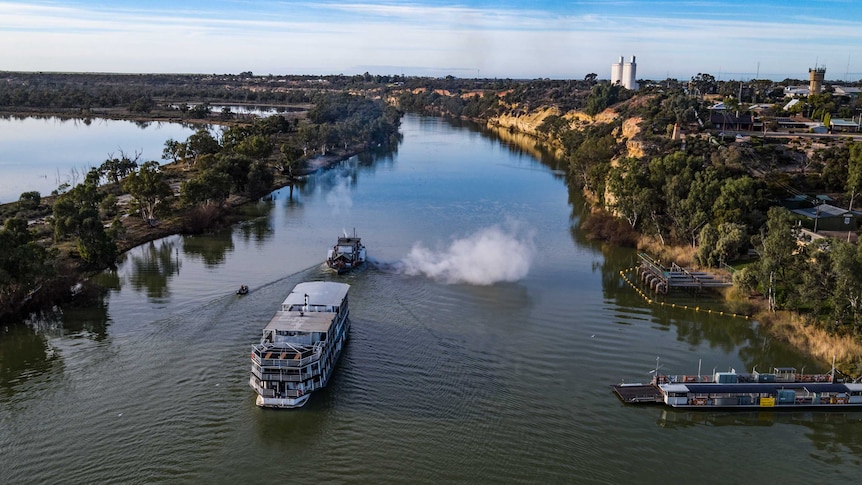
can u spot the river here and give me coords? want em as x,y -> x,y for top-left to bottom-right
2,115 -> 861,483
0,115 -> 197,204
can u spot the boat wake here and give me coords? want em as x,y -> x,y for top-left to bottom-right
398,223 -> 536,285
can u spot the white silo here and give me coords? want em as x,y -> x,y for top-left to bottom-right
622,56 -> 638,91
611,56 -> 624,86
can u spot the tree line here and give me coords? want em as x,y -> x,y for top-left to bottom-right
0,91 -> 401,320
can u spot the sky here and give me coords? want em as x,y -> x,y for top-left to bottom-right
2,0 -> 862,81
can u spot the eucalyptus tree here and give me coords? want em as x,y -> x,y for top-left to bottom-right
606,157 -> 655,231
180,170 -> 232,207
185,129 -> 221,166
0,217 -> 55,302
847,142 -> 862,211
278,143 -> 303,176
647,151 -> 716,246
123,161 -> 174,227
756,207 -> 801,312
712,175 -> 765,229
162,138 -> 188,165
52,168 -> 117,267
233,134 -> 273,161
18,191 -> 41,210
695,222 -> 747,267
99,150 -> 140,184
829,240 -> 862,332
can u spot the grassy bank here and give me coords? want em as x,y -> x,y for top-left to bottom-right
757,311 -> 862,373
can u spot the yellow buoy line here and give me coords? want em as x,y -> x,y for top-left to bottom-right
619,267 -> 749,319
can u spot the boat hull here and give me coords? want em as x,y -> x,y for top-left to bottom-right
255,393 -> 311,409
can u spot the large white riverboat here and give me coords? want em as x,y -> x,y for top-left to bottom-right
613,362 -> 862,410
249,281 -> 351,408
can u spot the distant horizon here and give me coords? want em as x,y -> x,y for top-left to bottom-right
2,1 -> 862,82
5,69 -> 858,85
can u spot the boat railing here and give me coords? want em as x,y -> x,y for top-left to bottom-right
250,383 -> 276,398
283,389 -> 307,398
252,352 -> 319,368
796,374 -> 834,383
659,373 -> 835,384
252,367 -> 314,382
659,375 -> 715,384
250,382 -> 307,399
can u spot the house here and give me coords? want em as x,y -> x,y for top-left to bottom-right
784,86 -> 809,97
775,115 -> 819,131
830,118 -> 861,133
709,112 -> 753,131
791,203 -> 860,232
783,98 -> 801,111
783,194 -> 814,210
834,86 -> 862,98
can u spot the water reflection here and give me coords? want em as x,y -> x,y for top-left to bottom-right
0,116 -> 197,203
126,239 -> 182,299
236,199 -> 275,245
50,294 -> 111,341
657,408 -> 862,429
657,408 -> 862,466
254,407 -> 327,447
0,324 -> 60,400
299,144 -> 399,200
182,231 -> 234,268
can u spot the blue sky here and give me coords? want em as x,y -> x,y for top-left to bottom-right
2,0 -> 861,81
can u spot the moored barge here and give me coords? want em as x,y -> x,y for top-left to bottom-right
249,281 -> 351,408
613,365 -> 862,410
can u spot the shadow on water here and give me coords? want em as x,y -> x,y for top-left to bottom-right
0,324 -> 61,400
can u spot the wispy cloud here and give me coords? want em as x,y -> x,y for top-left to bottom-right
1,0 -> 861,79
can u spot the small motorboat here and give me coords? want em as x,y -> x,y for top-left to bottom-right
236,285 -> 249,295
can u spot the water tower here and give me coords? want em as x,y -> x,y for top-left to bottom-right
809,67 -> 825,95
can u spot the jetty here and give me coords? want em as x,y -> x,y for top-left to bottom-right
612,383 -> 664,404
635,253 -> 732,294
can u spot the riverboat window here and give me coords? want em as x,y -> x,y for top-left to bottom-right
668,392 -> 688,398
278,330 -> 306,337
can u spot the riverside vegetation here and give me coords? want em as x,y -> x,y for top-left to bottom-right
0,72 -> 401,320
391,75 -> 862,369
2,72 -> 862,369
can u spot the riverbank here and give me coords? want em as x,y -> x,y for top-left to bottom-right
480,112 -> 862,373
0,109 -> 381,322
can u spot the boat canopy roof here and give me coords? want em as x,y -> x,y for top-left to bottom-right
264,311 -> 338,334
336,236 -> 361,245
280,282 -> 349,310
264,282 -> 350,334
664,383 -> 851,394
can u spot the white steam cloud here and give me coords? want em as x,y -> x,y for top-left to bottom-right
326,177 -> 353,215
401,223 -> 536,285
